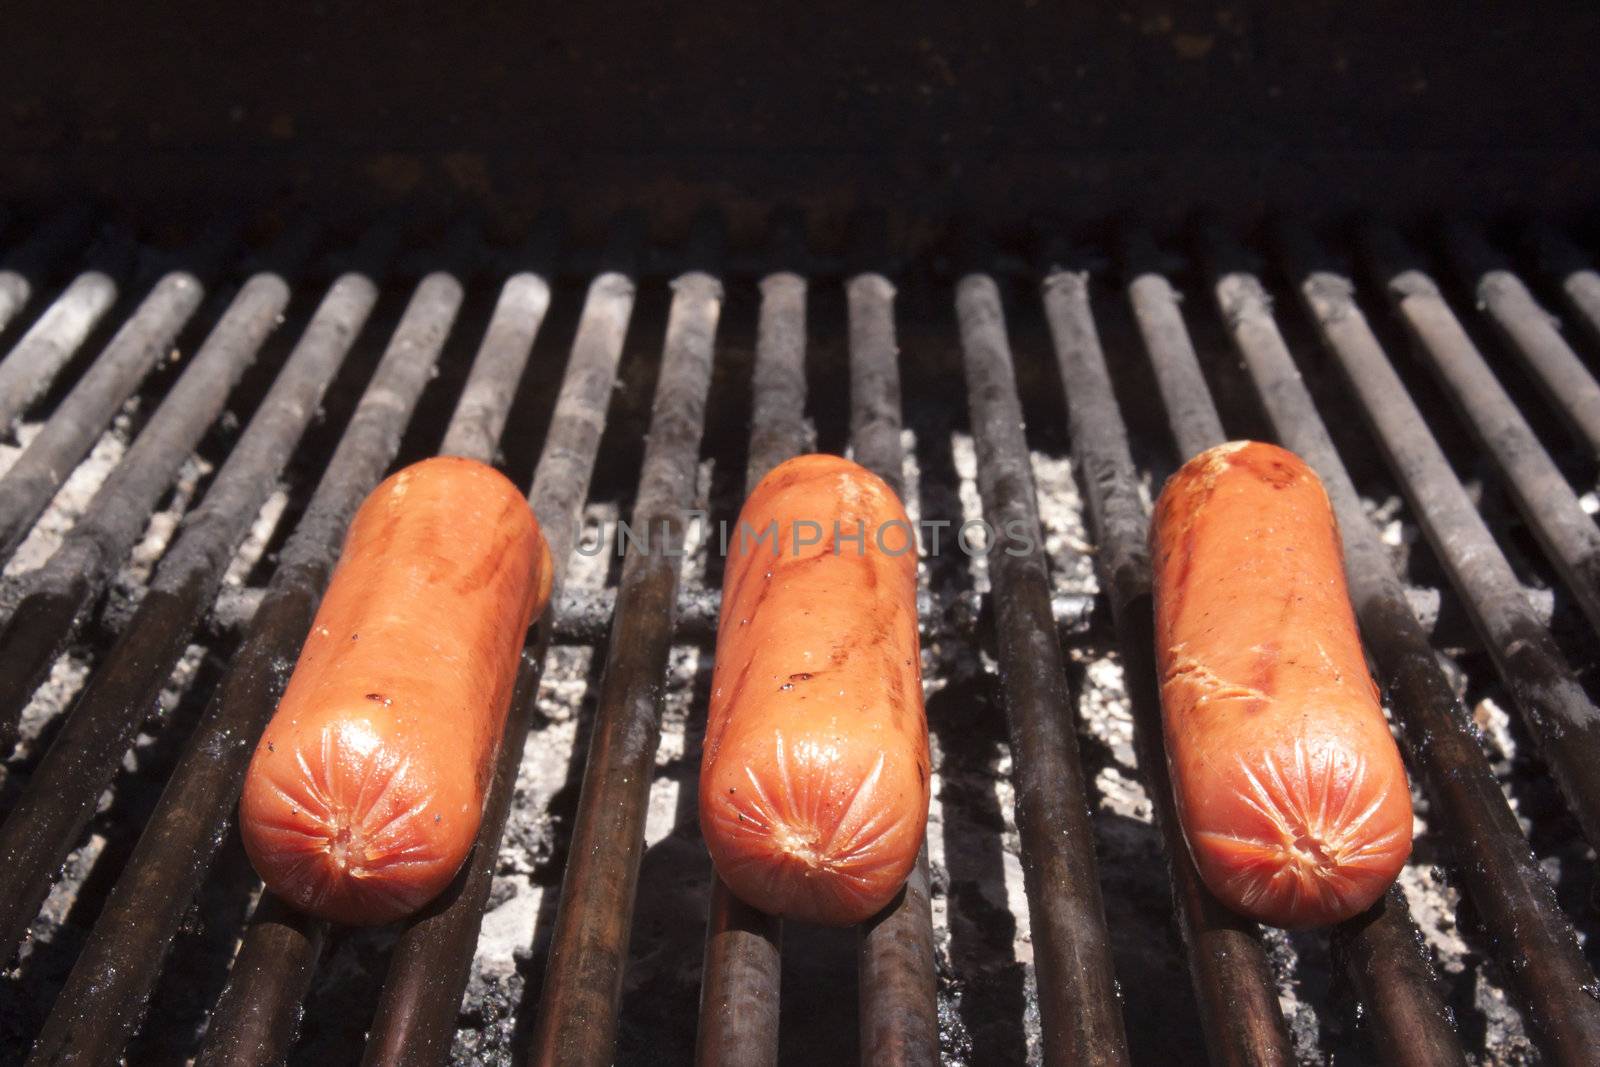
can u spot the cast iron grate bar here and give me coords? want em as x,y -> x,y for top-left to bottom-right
1279,224 -> 1600,854
196,260 -> 566,1067
0,268 -> 205,567
0,262 -> 121,436
1359,226 -> 1600,639
0,205 -> 98,335
695,265 -> 805,1067
0,265 -> 291,758
13,270 -> 462,1067
954,272 -> 1131,1066
528,226 -> 723,1065
1179,235 -> 1600,1063
848,268 -> 939,1067
193,892 -> 326,1067
1525,223 -> 1600,356
1041,265 -> 1297,1067
1442,223 -> 1600,458
0,257 -> 374,968
364,233 -> 641,1067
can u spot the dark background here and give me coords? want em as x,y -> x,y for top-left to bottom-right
1,2 -> 1596,248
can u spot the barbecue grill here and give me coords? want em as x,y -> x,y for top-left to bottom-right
1,6 -> 1598,1067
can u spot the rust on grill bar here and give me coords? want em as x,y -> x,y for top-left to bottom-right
1201,237 -> 1600,1062
0,261 -> 372,962
20,271 -> 462,1067
1359,226 -> 1600,639
364,234 -> 639,1067
1279,226 -> 1600,852
1197,239 -> 1466,1067
1442,223 -> 1600,458
847,269 -> 939,1067
529,227 -> 723,1065
1041,266 -> 1297,1067
695,266 -> 804,1067
954,272 -> 1131,1066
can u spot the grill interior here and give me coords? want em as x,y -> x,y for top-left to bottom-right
0,207 -> 1597,1067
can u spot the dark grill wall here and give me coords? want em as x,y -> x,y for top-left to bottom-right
2,3 -> 1598,237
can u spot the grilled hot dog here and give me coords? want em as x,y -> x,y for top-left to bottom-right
1151,441 -> 1412,928
700,454 -> 929,926
239,456 -> 552,925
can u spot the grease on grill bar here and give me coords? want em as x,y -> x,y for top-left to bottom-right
2,209 -> 1600,1067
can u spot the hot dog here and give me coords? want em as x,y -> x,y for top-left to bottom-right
239,455 -> 552,925
700,454 -> 929,926
1151,440 -> 1412,928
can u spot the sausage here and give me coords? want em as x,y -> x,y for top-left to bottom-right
1151,440 -> 1412,928
700,454 -> 929,926
238,456 -> 552,925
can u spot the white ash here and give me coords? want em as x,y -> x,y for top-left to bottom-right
1,413 -> 135,586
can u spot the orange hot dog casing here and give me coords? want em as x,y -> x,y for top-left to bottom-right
700,454 -> 929,926
1151,441 -> 1412,929
239,456 -> 552,925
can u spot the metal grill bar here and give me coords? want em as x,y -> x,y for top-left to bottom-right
0,270 -> 204,565
0,269 -> 120,435
1201,249 -> 1467,1067
1282,228 -> 1600,851
10,272 -> 460,1067
197,269 -> 549,1067
1041,268 -> 1296,1067
1328,887 -> 1466,1067
1127,262 -> 1226,458
0,266 -> 371,954
695,268 -> 804,1067
1203,245 -> 1600,1062
365,260 -> 638,1067
192,893 -> 326,1067
0,206 -> 97,334
848,270 -> 939,1067
438,273 -> 551,461
1360,226 -> 1600,638
1443,224 -> 1600,457
954,273 -> 1131,1067
0,270 -> 289,758
528,259 -> 723,1065
1526,223 -> 1600,355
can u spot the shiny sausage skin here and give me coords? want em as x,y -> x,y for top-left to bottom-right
1151,441 -> 1412,929
239,456 -> 552,925
700,454 -> 929,926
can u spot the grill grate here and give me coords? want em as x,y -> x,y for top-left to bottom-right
0,208 -> 1597,1066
